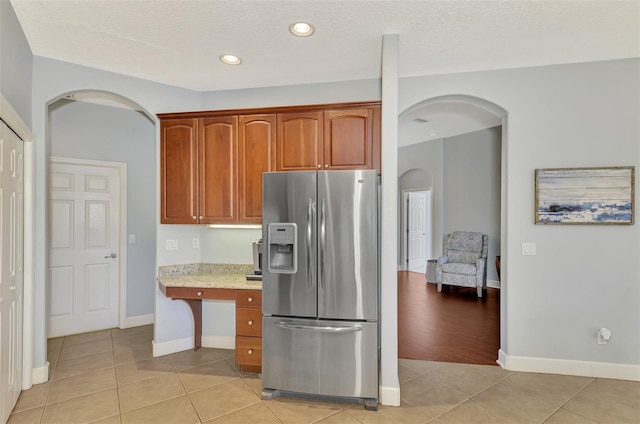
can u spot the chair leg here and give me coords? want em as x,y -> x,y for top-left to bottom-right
437,283 -> 443,292
477,285 -> 483,297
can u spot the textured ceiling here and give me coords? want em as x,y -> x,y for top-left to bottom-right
10,0 -> 640,92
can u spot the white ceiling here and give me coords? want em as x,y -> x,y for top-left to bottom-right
10,0 -> 639,141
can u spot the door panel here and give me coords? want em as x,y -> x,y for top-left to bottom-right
262,172 -> 317,318
0,122 -> 24,423
238,114 -> 276,223
160,119 -> 198,223
276,111 -> 323,171
200,117 -> 238,223
48,160 -> 120,337
323,108 -> 373,169
408,191 -> 427,272
262,317 -> 378,399
318,170 -> 378,320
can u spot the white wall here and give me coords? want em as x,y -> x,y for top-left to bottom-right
48,99 -> 157,317
444,126 -> 501,282
0,0 -> 32,126
400,58 -> 640,372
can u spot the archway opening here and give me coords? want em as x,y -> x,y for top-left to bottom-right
397,95 -> 507,366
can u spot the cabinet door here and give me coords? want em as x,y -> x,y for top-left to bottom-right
199,117 -> 238,224
238,114 -> 276,223
323,108 -> 374,170
276,111 -> 323,171
160,119 -> 198,223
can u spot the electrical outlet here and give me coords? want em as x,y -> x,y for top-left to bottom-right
192,238 -> 200,249
128,235 -> 136,244
165,240 -> 178,250
522,242 -> 536,255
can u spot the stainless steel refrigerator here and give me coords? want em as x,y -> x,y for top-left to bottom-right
261,170 -> 379,410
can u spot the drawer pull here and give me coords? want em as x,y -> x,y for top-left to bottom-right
247,349 -> 253,355
197,291 -> 202,296
247,297 -> 253,303
248,320 -> 253,326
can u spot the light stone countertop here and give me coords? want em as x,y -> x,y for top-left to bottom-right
157,263 -> 262,291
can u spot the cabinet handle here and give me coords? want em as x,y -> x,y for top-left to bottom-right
247,349 -> 253,355
192,216 -> 197,220
197,291 -> 202,296
247,297 -> 253,303
248,320 -> 253,326
317,164 -> 321,169
324,164 -> 329,168
199,216 -> 203,220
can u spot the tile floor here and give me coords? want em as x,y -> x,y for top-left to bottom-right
8,325 -> 640,423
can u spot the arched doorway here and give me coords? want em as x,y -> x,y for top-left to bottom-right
397,95 -> 508,365
45,90 -> 156,336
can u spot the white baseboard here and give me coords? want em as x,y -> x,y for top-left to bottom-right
153,335 -> 235,357
498,349 -> 640,381
32,362 -> 50,385
202,335 -> 235,350
153,337 -> 193,357
487,279 -> 501,289
120,313 -> 154,329
379,384 -> 401,406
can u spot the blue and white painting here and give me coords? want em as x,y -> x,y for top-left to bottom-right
536,167 -> 634,224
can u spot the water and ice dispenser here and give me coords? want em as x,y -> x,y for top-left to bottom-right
267,223 -> 297,274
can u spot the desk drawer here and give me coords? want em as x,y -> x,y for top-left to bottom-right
163,286 -> 235,300
236,308 -> 262,337
236,290 -> 262,308
235,336 -> 262,366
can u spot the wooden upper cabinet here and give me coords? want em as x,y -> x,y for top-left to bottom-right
199,116 -> 238,224
276,111 -> 323,171
238,114 -> 276,224
323,108 -> 374,170
160,118 -> 198,224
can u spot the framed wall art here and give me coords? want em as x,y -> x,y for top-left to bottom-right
535,166 -> 635,225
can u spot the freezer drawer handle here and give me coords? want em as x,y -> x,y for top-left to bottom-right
275,322 -> 362,333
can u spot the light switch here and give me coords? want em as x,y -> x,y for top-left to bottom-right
192,238 -> 200,249
166,240 -> 178,250
128,235 -> 136,244
522,242 -> 536,255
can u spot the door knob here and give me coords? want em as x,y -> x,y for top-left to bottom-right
104,253 -> 117,258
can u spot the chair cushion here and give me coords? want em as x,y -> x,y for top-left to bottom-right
441,262 -> 477,276
448,249 -> 481,264
449,231 -> 483,251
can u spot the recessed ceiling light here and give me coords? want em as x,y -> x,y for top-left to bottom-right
289,22 -> 315,37
220,54 -> 242,65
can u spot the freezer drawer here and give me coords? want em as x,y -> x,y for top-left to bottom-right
262,317 -> 378,399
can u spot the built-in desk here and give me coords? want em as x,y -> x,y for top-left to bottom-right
158,263 -> 262,373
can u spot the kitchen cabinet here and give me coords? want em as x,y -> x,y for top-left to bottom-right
160,116 -> 238,224
238,114 -> 276,224
276,107 -> 380,171
235,289 -> 263,373
199,116 -> 238,224
159,101 -> 381,224
276,111 -> 323,171
160,118 -> 198,224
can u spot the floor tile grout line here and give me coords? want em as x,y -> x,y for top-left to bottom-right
543,377 -> 599,423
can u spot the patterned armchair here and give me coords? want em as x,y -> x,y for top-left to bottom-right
436,231 -> 488,297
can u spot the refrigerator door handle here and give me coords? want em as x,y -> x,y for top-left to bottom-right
319,199 -> 326,289
275,321 -> 362,333
306,198 -> 314,288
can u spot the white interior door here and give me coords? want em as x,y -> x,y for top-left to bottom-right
407,191 -> 431,272
48,160 -> 120,337
0,121 -> 24,424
